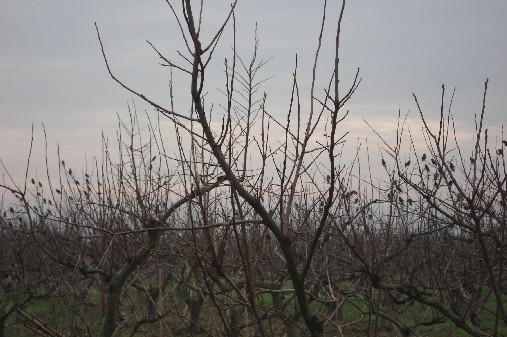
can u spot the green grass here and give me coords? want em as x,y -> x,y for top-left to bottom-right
5,292 -> 103,337
6,284 -> 507,337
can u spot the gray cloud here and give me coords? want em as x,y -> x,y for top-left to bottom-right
1,0 -> 506,181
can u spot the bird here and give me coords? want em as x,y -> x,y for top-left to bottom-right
449,162 -> 455,171
31,178 -> 35,184
382,158 -> 386,167
422,153 -> 427,161
405,160 -> 411,167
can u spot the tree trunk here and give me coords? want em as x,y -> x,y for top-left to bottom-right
285,320 -> 301,337
0,315 -> 6,337
146,287 -> 158,319
97,226 -> 161,337
98,282 -> 122,337
229,304 -> 245,336
272,291 -> 302,337
186,294 -> 204,333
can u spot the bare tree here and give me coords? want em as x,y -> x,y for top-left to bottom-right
367,81 -> 506,337
2,1 -> 504,337
0,214 -> 54,337
94,0 -> 363,335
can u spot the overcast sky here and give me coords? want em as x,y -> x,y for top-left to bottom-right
1,1 -> 506,183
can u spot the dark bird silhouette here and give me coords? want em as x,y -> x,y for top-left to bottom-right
405,160 -> 411,167
382,158 -> 386,167
449,162 -> 455,171
145,218 -> 158,229
421,153 -> 427,161
31,178 -> 35,184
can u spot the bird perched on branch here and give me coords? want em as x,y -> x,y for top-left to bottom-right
144,218 -> 161,239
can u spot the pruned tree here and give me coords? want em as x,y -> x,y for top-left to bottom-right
367,81 -> 507,337
94,0 -> 362,335
0,214 -> 54,337
1,1 -> 504,337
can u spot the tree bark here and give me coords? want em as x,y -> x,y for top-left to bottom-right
186,294 -> 204,333
0,315 -> 6,337
97,227 -> 161,337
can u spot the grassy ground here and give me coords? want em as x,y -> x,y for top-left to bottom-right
6,287 -> 507,336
